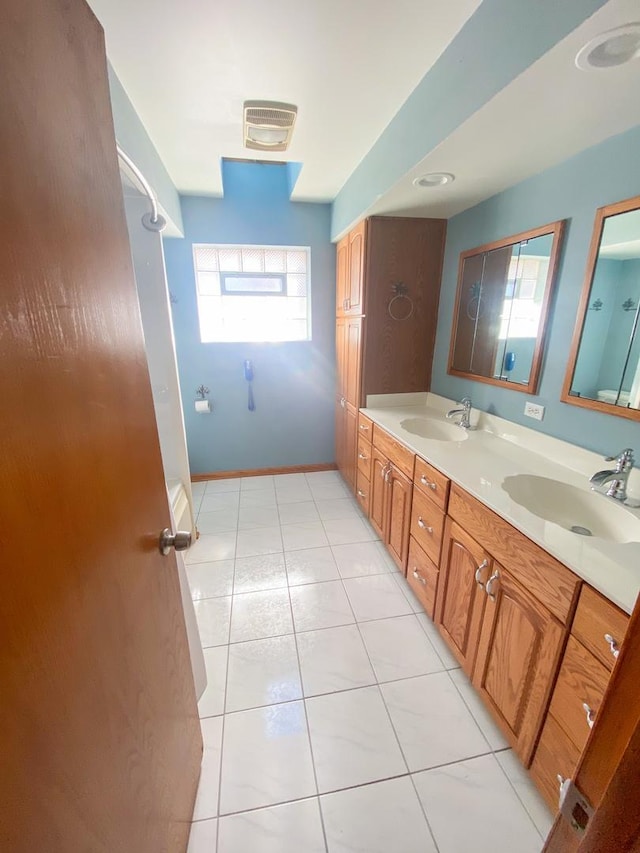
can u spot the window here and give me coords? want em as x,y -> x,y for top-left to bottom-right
193,244 -> 311,342
498,254 -> 549,339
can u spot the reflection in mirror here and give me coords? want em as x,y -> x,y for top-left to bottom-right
448,222 -> 565,394
563,196 -> 640,421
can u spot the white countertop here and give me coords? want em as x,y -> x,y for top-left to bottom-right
361,393 -> 640,614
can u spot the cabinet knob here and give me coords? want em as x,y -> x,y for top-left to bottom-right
417,517 -> 433,533
604,633 -> 620,659
412,568 -> 427,586
420,475 -> 437,490
582,702 -> 596,729
485,568 -> 500,600
474,559 -> 489,588
358,452 -> 368,460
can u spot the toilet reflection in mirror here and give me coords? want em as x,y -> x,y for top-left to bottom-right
563,196 -> 640,421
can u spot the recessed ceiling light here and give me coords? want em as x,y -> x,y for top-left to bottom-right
412,172 -> 455,188
575,23 -> 640,71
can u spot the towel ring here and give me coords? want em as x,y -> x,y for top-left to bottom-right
388,293 -> 414,321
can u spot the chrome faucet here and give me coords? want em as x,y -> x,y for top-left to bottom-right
446,396 -> 473,430
590,448 -> 635,503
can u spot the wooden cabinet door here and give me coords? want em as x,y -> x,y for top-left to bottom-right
335,395 -> 345,476
387,465 -> 412,571
343,402 -> 358,492
344,316 -> 362,407
347,220 -> 366,314
472,564 -> 564,765
336,236 -> 349,315
436,519 -> 488,676
335,316 -> 346,399
369,446 -> 389,540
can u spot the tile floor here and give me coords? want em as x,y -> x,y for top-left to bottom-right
186,470 -> 553,853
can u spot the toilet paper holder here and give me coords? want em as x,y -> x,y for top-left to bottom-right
196,385 -> 210,400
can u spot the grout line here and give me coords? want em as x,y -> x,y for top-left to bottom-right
408,772 -> 442,853
491,750 -> 550,842
285,574 -> 330,852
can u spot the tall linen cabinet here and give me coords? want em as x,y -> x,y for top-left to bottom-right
334,216 -> 447,492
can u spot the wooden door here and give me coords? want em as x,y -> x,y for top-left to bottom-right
345,316 -> 363,407
0,3 -> 201,851
343,402 -> 358,492
386,466 -> 412,571
347,220 -> 366,314
336,236 -> 349,315
472,564 -> 564,765
369,447 -> 389,540
436,519 -> 488,675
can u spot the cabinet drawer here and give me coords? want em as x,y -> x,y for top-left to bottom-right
372,425 -> 414,478
355,470 -> 370,515
407,536 -> 439,618
357,412 -> 373,439
410,488 -> 445,565
413,456 -> 450,511
572,584 -> 629,672
448,484 -> 579,624
530,713 -> 581,813
548,635 -> 610,753
356,434 -> 372,481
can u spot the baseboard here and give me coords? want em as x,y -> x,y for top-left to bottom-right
191,462 -> 338,482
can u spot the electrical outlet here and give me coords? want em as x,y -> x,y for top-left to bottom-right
524,401 -> 545,421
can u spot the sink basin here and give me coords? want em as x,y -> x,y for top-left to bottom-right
400,417 -> 469,442
502,474 -> 640,543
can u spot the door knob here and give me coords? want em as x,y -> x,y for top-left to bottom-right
159,528 -> 192,556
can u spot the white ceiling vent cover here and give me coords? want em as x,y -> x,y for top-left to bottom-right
243,100 -> 298,152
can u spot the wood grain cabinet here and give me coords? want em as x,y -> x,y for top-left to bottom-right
334,217 -> 446,491
367,427 -> 414,571
530,585 -> 629,812
436,518 -> 489,676
472,563 -> 565,764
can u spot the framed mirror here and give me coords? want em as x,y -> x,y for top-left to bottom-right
448,221 -> 565,394
562,195 -> 640,421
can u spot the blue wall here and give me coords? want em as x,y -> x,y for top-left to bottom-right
163,162 -> 335,474
107,64 -> 184,235
432,125 -> 640,457
330,0 -> 607,238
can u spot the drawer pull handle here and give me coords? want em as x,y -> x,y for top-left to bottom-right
485,569 -> 500,600
340,397 -> 345,408
420,475 -> 437,490
604,633 -> 620,659
412,568 -> 427,586
417,517 -> 433,533
359,424 -> 369,431
582,702 -> 596,729
357,489 -> 366,499
358,452 -> 368,460
384,465 -> 392,484
475,559 -> 489,588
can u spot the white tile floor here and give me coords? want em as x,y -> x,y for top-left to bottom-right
186,471 -> 552,853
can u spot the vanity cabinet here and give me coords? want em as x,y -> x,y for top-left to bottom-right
368,425 -> 415,571
438,484 -> 578,764
436,519 -> 489,676
334,216 -> 446,490
530,585 -> 629,811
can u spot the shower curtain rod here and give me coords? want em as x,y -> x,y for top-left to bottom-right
116,143 -> 166,233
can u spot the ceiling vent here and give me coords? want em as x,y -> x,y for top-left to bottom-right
243,100 -> 298,152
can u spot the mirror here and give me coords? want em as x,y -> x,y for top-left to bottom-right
448,221 -> 565,394
562,195 -> 640,421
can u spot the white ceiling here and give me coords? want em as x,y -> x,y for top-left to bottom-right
89,0 -> 481,200
366,0 -> 640,224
